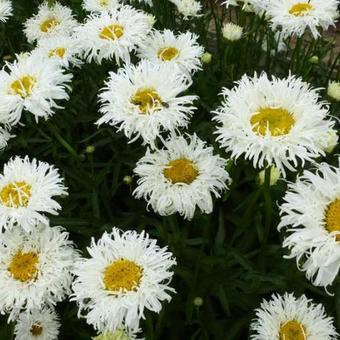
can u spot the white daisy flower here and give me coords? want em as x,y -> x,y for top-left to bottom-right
169,0 -> 202,19
222,23 -> 243,41
0,156 -> 67,232
0,224 -> 77,321
23,2 -> 78,43
74,6 -> 152,64
96,60 -> 197,146
93,328 -> 142,340
213,73 -> 334,176
83,0 -> 120,13
32,35 -> 83,69
0,54 -> 72,125
133,134 -> 231,220
250,293 -> 338,340
14,307 -> 60,340
72,227 -> 176,331
137,29 -> 203,76
265,0 -> 339,39
279,161 -> 340,287
0,0 -> 12,23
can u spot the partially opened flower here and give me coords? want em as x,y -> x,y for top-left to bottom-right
14,307 -> 60,340
97,60 -> 197,146
133,134 -> 231,220
265,0 -> 339,39
0,156 -> 67,232
213,73 -> 334,176
24,2 -> 78,43
250,293 -> 338,339
279,161 -> 340,288
74,6 -> 152,64
169,0 -> 202,19
0,54 -> 72,125
0,0 -> 12,22
0,224 -> 77,321
138,29 -> 203,76
72,227 -> 176,331
32,35 -> 83,69
83,0 -> 120,13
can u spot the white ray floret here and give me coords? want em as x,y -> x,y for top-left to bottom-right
138,29 -> 203,76
0,156 -> 67,232
133,134 -> 231,220
213,72 -> 335,176
72,227 -> 176,331
250,293 -> 338,340
74,6 -> 152,64
0,224 -> 77,321
279,161 -> 340,288
0,0 -> 12,22
265,0 -> 339,39
24,1 -> 78,43
97,60 -> 197,146
14,307 -> 60,340
0,126 -> 13,151
32,35 -> 83,69
0,54 -> 72,125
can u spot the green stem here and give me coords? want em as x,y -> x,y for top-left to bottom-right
263,167 -> 273,243
336,279 -> 340,329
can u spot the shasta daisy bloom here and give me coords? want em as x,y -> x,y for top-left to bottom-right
0,54 -> 72,125
0,0 -> 12,22
213,73 -> 334,176
32,35 -> 83,69
96,60 -> 197,146
83,0 -> 120,13
222,23 -> 243,41
133,134 -> 231,220
250,293 -> 338,339
23,2 -> 78,43
278,161 -> 340,287
14,307 -> 60,340
0,156 -> 67,232
71,227 -> 176,331
170,0 -> 202,19
74,6 -> 152,64
0,224 -> 77,321
266,0 -> 339,39
137,29 -> 203,76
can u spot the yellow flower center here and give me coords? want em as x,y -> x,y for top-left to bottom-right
163,158 -> 199,184
324,199 -> 340,241
250,107 -> 295,137
289,3 -> 313,16
279,320 -> 306,340
99,0 -> 109,6
0,181 -> 32,208
157,47 -> 180,61
103,259 -> 142,293
40,17 -> 60,33
48,47 -> 66,58
9,75 -> 36,98
30,324 -> 43,336
8,251 -> 39,282
130,87 -> 163,114
99,24 -> 124,41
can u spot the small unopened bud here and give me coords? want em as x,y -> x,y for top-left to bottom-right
258,166 -> 281,186
123,175 -> 133,185
85,145 -> 95,154
309,55 -> 319,64
193,296 -> 204,306
222,23 -> 243,42
323,129 -> 338,154
201,52 -> 212,64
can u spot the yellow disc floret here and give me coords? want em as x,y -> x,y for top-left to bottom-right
163,158 -> 199,184
157,47 -> 180,61
40,17 -> 60,33
324,199 -> 340,241
289,3 -> 313,16
250,107 -> 295,137
9,75 -> 36,98
48,47 -> 66,58
8,251 -> 39,282
103,259 -> 142,293
0,181 -> 32,208
279,320 -> 306,340
130,87 -> 163,115
99,24 -> 124,41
